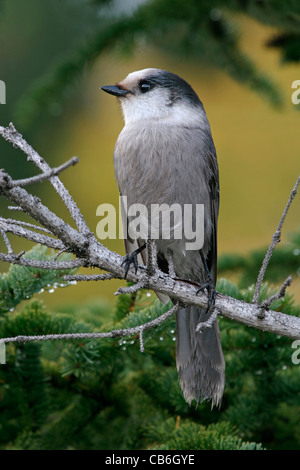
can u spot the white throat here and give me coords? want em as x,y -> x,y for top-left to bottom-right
121,98 -> 207,129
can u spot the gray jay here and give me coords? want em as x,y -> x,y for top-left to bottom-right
101,68 -> 225,407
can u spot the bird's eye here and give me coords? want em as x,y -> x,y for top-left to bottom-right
139,80 -> 152,93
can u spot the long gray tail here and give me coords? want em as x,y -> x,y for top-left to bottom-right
176,305 -> 225,407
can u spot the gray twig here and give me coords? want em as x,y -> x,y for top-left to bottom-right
53,249 -> 69,261
0,170 -> 87,249
196,308 -> 219,333
8,206 -> 24,212
167,248 -> 176,278
0,302 -> 180,346
252,176 -> 300,304
0,123 -> 90,235
0,220 -> 66,251
11,157 -> 79,187
115,279 -> 146,295
261,275 -> 293,310
0,252 -> 87,270
0,227 -> 13,254
0,216 -> 53,234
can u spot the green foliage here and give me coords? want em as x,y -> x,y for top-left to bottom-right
146,420 -> 264,450
15,0 -> 300,127
0,233 -> 299,449
0,244 -> 76,315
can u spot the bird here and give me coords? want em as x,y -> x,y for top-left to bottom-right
101,68 -> 225,407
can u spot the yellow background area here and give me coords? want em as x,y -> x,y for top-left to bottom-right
15,17 -> 300,308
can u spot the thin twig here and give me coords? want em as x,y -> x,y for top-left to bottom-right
0,170 -> 87,249
167,248 -> 176,278
261,275 -> 293,309
115,279 -> 146,295
0,302 -> 180,345
8,206 -> 24,212
0,123 -> 90,235
11,157 -> 79,187
0,217 -> 53,235
0,228 -> 13,254
0,252 -> 87,270
0,220 -> 65,251
53,249 -> 69,261
196,308 -> 219,333
252,176 -> 300,304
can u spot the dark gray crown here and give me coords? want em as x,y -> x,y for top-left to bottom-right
141,70 -> 203,107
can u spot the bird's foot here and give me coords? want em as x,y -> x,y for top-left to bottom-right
196,249 -> 216,313
196,278 -> 216,314
121,243 -> 146,278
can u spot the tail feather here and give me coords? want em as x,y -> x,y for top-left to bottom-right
176,305 -> 225,407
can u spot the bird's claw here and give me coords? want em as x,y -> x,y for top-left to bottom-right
121,252 -> 139,278
196,249 -> 217,313
196,279 -> 216,314
121,243 -> 146,278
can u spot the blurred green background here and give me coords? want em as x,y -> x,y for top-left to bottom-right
0,0 -> 299,310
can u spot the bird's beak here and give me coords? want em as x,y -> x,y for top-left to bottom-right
101,85 -> 129,97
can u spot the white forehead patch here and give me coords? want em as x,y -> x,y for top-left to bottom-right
119,68 -> 160,89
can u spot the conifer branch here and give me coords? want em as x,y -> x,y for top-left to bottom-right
0,124 -> 299,347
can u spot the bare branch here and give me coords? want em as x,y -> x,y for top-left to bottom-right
0,216 -> 53,235
0,252 -> 88,270
53,249 -> 69,260
115,279 -> 146,295
64,273 -> 117,282
8,206 -> 24,212
261,275 -> 293,310
196,308 -> 219,333
0,220 -> 66,251
0,302 -> 180,345
0,123 -> 90,235
0,227 -> 13,254
253,175 -> 300,303
10,157 -> 79,187
0,169 -> 87,250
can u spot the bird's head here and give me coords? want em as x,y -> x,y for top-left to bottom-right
101,68 -> 205,127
